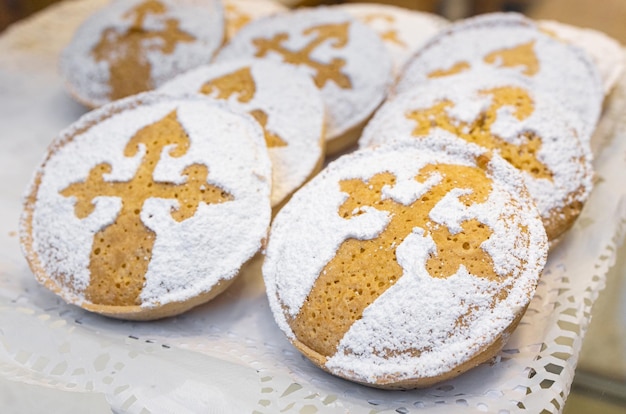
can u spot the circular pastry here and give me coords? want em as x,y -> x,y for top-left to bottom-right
361,73 -> 593,241
60,0 -> 224,108
223,0 -> 287,41
216,7 -> 393,154
159,59 -> 325,208
334,2 -> 448,74
539,20 -> 625,96
20,93 -> 272,320
263,137 -> 548,389
395,12 -> 603,144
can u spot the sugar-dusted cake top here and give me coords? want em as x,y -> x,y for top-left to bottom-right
396,12 -> 603,143
263,137 -> 547,387
160,58 -> 325,207
60,0 -> 224,107
335,2 -> 448,73
20,93 -> 272,319
217,7 -> 393,144
363,72 -> 593,240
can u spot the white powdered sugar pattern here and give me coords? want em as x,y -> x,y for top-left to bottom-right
263,138 -> 547,383
24,93 -> 272,308
539,20 -> 625,95
361,73 -> 593,236
335,3 -> 448,74
1,0 -> 623,406
159,59 -> 325,207
395,12 -> 603,144
216,7 -> 393,141
59,0 -> 224,107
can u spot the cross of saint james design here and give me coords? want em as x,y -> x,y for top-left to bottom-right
292,162 -> 504,356
61,110 -> 233,306
200,67 -> 287,147
252,22 -> 353,89
405,86 -> 553,181
92,0 -> 196,100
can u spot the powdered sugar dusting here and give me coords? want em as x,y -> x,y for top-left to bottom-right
396,13 -> 603,143
216,7 -> 393,141
362,72 -> 593,238
335,3 -> 448,74
159,59 -> 325,206
263,138 -> 547,383
539,20 -> 625,95
59,0 -> 224,107
24,93 -> 271,308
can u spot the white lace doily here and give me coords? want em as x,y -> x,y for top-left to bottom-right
1,1 -> 626,412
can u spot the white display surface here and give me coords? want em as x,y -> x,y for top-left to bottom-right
1,1 -> 626,412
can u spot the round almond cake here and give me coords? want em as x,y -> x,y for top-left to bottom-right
361,73 -> 593,241
159,58 -> 325,208
395,12 -> 603,144
60,0 -> 224,108
20,93 -> 272,320
263,137 -> 548,388
216,7 -> 393,154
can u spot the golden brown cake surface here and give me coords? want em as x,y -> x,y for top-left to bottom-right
361,73 -> 593,241
396,12 -> 603,144
159,58 -> 325,208
216,7 -> 393,153
263,137 -> 548,388
20,93 -> 272,320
